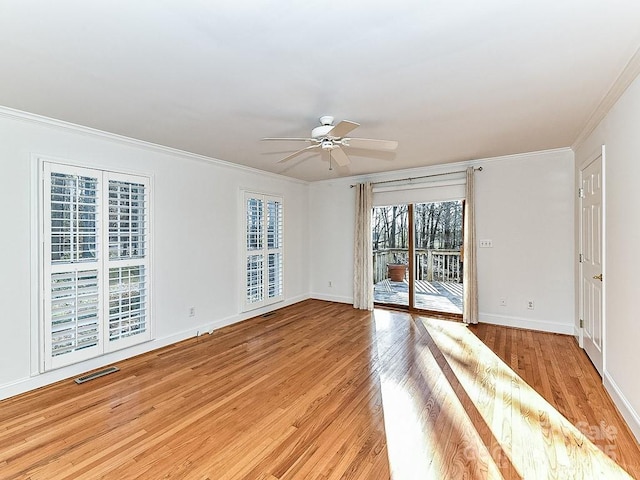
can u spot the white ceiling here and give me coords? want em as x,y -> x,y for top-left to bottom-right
2,1 -> 640,182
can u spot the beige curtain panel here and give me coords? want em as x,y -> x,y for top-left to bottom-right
463,167 -> 479,324
353,182 -> 374,310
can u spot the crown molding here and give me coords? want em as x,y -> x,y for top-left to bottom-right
572,46 -> 640,150
310,147 -> 573,187
0,106 -> 309,186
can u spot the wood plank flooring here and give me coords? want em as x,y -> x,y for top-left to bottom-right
0,299 -> 638,479
468,321 -> 640,478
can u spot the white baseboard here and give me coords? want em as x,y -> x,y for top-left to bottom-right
309,293 -> 353,304
210,293 -> 311,331
479,313 -> 574,335
603,372 -> 640,443
574,324 -> 583,347
0,294 -> 311,401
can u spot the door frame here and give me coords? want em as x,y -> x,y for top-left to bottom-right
578,145 -> 606,374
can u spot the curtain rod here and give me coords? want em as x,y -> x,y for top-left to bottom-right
349,166 -> 482,188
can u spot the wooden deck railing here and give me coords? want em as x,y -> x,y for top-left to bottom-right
373,248 -> 462,284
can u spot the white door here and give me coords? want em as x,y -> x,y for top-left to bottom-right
580,154 -> 603,375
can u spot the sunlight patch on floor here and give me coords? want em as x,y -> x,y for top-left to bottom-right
375,309 -> 432,479
374,310 -> 503,479
421,317 -> 633,479
379,377 -> 433,480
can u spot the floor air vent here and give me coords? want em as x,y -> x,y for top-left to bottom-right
74,366 -> 119,384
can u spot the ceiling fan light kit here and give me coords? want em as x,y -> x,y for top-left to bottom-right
321,139 -> 336,150
263,116 -> 398,169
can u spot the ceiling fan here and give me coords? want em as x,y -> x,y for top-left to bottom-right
262,116 -> 398,168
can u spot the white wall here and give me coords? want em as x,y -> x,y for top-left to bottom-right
309,149 -> 575,334
309,181 -> 356,303
575,73 -> 640,442
0,110 -> 309,399
476,150 -> 575,333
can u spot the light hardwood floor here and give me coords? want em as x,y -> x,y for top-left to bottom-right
0,300 -> 638,479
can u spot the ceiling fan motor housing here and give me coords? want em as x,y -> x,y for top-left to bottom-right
312,125 -> 335,139
312,116 -> 337,139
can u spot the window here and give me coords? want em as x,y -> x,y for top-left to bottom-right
243,192 -> 283,311
42,162 -> 151,371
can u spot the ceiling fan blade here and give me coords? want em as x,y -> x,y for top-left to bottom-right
278,144 -> 320,163
262,137 -> 313,142
327,120 -> 360,138
342,138 -> 398,151
331,146 -> 351,167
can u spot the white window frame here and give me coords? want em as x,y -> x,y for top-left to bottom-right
41,160 -> 152,371
242,191 -> 284,311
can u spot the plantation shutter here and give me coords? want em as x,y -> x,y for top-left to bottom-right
245,196 -> 264,306
266,198 -> 283,300
104,173 -> 151,351
243,192 -> 284,311
44,164 -> 103,370
42,162 -> 151,371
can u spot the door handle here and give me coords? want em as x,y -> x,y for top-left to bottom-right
593,274 -> 603,281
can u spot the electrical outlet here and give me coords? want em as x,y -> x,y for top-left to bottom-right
189,307 -> 196,317
479,239 -> 493,248
527,300 -> 534,310
499,297 -> 507,307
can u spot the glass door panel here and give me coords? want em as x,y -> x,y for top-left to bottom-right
413,201 -> 464,315
372,204 -> 409,308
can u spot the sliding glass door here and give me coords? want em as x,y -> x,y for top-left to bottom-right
372,200 -> 463,316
